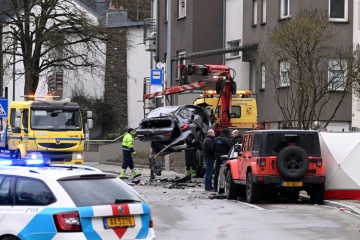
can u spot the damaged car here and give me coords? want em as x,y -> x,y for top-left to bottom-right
137,105 -> 210,157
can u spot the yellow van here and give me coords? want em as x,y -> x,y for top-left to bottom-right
193,90 -> 257,129
7,97 -> 92,165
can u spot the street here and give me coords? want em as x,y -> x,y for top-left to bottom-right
134,184 -> 360,240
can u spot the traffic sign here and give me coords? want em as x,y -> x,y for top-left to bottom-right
0,99 -> 8,117
150,69 -> 163,85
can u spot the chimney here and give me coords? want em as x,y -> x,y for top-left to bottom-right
106,8 -> 128,26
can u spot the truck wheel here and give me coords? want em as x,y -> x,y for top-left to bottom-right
246,172 -> 262,203
225,169 -> 239,200
276,146 -> 309,180
309,184 -> 325,204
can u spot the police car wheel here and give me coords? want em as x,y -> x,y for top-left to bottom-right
1,236 -> 20,240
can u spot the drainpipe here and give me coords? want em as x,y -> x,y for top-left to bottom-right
155,0 -> 159,63
222,0 -> 226,64
150,0 -> 154,69
0,23 -> 3,98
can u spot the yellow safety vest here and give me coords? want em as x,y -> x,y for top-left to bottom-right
122,133 -> 134,148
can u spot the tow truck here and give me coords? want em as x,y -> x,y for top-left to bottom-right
0,95 -> 93,165
144,63 -> 253,178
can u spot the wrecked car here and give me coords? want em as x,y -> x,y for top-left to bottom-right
137,104 -> 210,157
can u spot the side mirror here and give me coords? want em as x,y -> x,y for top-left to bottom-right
16,110 -> 21,117
220,154 -> 228,161
87,111 -> 92,118
87,119 -> 93,129
14,118 -> 20,128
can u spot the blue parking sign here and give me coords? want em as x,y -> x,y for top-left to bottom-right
0,99 -> 8,117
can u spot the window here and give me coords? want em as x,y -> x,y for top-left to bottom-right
253,0 -> 257,25
262,0 -> 266,23
279,60 -> 290,87
15,178 -> 56,205
10,108 -> 16,128
228,41 -> 240,58
253,134 -> 261,152
328,59 -> 347,91
242,135 -> 248,152
0,176 -> 11,205
177,50 -> 186,80
178,0 -> 186,18
261,63 -> 266,89
22,109 -> 28,129
280,0 -> 290,18
248,135 -> 254,151
329,0 -> 348,22
217,106 -> 241,118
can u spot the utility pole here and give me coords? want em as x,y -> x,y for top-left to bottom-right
12,39 -> 15,101
165,0 -> 172,106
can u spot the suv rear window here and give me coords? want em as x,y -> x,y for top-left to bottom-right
58,177 -> 144,207
265,133 -> 317,155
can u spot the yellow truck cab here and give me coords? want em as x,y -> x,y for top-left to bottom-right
7,97 -> 92,165
193,90 -> 258,129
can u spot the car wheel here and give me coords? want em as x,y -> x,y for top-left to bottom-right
225,169 -> 239,200
217,166 -> 225,194
1,236 -> 20,240
276,146 -> 309,180
309,183 -> 325,204
246,172 -> 262,203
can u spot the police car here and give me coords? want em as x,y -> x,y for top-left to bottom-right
0,159 -> 156,240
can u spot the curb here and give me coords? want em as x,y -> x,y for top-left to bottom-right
300,193 -> 360,215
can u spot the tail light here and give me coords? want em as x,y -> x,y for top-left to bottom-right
259,158 -> 266,167
163,132 -> 172,136
316,158 -> 322,167
181,123 -> 189,131
53,211 -> 82,232
149,217 -> 154,228
257,176 -> 264,182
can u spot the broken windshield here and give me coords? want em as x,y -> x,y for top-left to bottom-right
30,109 -> 82,131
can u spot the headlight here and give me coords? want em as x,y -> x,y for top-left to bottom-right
27,152 -> 43,160
72,153 -> 83,160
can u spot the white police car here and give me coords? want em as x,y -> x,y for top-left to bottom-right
0,160 -> 156,240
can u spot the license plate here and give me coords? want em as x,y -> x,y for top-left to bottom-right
282,181 -> 302,187
103,216 -> 135,228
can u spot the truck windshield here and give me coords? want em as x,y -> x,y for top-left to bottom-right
30,110 -> 82,131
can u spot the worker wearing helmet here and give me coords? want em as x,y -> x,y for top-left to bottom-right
120,128 -> 141,179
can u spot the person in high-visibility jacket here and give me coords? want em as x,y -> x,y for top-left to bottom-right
119,128 -> 141,179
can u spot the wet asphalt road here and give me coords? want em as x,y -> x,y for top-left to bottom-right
132,181 -> 360,240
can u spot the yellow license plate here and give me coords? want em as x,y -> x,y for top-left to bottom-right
104,216 -> 135,228
282,182 -> 302,187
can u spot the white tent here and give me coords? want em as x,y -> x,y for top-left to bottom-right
319,131 -> 360,200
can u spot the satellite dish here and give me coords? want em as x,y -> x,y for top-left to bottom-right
156,62 -> 164,69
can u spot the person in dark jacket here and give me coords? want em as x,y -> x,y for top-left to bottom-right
214,128 -> 233,190
231,130 -> 242,145
202,129 -> 216,191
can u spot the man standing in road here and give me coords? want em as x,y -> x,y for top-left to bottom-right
202,129 -> 216,191
231,130 -> 242,144
214,128 -> 233,190
120,128 -> 141,179
184,147 -> 197,177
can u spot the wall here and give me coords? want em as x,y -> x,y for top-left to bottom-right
127,27 -> 150,128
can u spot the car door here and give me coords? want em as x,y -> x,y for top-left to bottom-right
0,175 -> 13,226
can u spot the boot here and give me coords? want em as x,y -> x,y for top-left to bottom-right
190,170 -> 196,178
185,169 -> 190,175
131,169 -> 141,178
119,169 -> 127,179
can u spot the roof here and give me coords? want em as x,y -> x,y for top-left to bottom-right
0,164 -> 115,180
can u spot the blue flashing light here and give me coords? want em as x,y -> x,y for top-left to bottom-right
0,160 -> 13,166
26,159 -> 44,165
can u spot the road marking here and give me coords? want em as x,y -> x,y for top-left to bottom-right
238,201 -> 266,210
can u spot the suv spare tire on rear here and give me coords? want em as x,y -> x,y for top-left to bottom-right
276,146 -> 309,180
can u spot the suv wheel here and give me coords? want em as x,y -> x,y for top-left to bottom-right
309,183 -> 325,204
246,172 -> 262,203
276,146 -> 309,180
225,169 -> 239,200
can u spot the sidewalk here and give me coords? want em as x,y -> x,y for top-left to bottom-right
85,162 -> 360,216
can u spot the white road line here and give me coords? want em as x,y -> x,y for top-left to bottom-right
238,201 -> 267,210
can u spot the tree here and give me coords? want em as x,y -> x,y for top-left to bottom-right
0,0 -> 126,95
256,9 -> 360,129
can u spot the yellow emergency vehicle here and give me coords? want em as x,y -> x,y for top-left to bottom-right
7,96 -> 92,165
193,90 -> 258,129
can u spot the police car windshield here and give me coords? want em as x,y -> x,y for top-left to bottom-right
58,178 -> 144,206
30,110 -> 81,131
